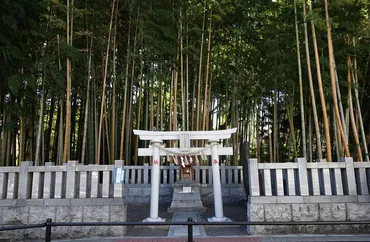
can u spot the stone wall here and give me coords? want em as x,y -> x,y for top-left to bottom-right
247,195 -> 370,234
0,198 -> 127,241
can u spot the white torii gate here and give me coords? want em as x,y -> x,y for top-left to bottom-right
133,128 -> 237,222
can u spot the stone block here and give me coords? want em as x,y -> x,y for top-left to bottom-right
247,203 -> 264,222
224,197 -> 239,204
70,225 -> 88,238
141,196 -> 151,204
56,206 -> 83,222
277,196 -> 304,204
319,203 -> 346,221
304,196 -> 331,203
200,188 -> 214,205
160,187 -> 172,195
337,224 -> 370,234
54,206 -> 83,239
52,226 -> 70,239
230,187 -> 245,198
97,198 -> 125,206
0,230 -> 13,240
16,199 -> 43,206
142,188 -> 151,196
265,204 -> 291,222
71,198 -> 92,206
221,188 -> 230,197
347,203 -> 370,220
16,227 -> 45,241
292,204 -> 319,221
44,198 -> 71,206
29,206 -> 56,223
0,199 -> 16,207
82,206 -> 110,237
2,207 -> 28,225
330,195 -> 358,203
128,188 -> 143,196
249,196 -> 277,204
109,205 -> 127,236
83,206 -> 109,222
358,195 -> 370,203
123,196 -> 136,204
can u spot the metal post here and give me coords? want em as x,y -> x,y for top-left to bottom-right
187,217 -> 193,242
45,218 -> 52,242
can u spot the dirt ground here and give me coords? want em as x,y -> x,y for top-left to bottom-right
126,202 -> 248,237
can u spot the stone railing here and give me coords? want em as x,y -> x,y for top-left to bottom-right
0,161 -> 244,240
247,157 -> 370,234
248,157 -> 369,199
0,161 -> 243,201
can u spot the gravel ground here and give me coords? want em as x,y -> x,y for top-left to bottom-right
126,202 -> 248,237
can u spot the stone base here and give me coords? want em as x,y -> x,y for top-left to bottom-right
0,199 -> 127,240
207,216 -> 232,222
168,180 -> 206,213
142,217 -> 166,222
247,196 -> 370,234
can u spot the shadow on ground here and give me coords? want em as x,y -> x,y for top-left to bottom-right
126,202 -> 248,237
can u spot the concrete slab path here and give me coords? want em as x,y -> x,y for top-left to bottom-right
167,212 -> 206,237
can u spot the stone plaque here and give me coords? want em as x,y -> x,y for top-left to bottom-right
180,133 -> 190,151
182,187 -> 192,193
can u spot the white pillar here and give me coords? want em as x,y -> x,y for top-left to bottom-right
144,139 -> 165,222
208,140 -> 230,222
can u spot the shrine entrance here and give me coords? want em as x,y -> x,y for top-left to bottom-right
133,128 -> 237,222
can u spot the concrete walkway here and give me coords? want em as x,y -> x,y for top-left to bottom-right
167,212 -> 206,237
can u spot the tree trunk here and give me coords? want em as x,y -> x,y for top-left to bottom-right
81,39 -> 93,164
294,0 -> 306,158
324,0 -> 350,157
351,38 -> 369,161
196,1 -> 206,134
273,89 -> 278,163
110,3 -> 119,164
96,0 -> 116,164
347,54 -> 362,161
35,76 -> 45,165
309,1 -> 331,161
303,0 -> 322,160
62,0 -> 72,164
125,9 -> 139,164
202,8 -> 212,132
180,10 -> 186,131
119,14 -> 131,161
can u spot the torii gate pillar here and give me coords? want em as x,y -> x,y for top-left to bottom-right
144,138 -> 164,222
208,139 -> 229,221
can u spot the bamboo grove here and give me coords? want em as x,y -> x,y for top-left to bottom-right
0,0 -> 370,166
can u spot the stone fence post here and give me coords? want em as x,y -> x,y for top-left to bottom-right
342,157 -> 357,195
295,158 -> 309,196
248,158 -> 259,196
18,161 -> 33,199
66,161 -> 77,198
